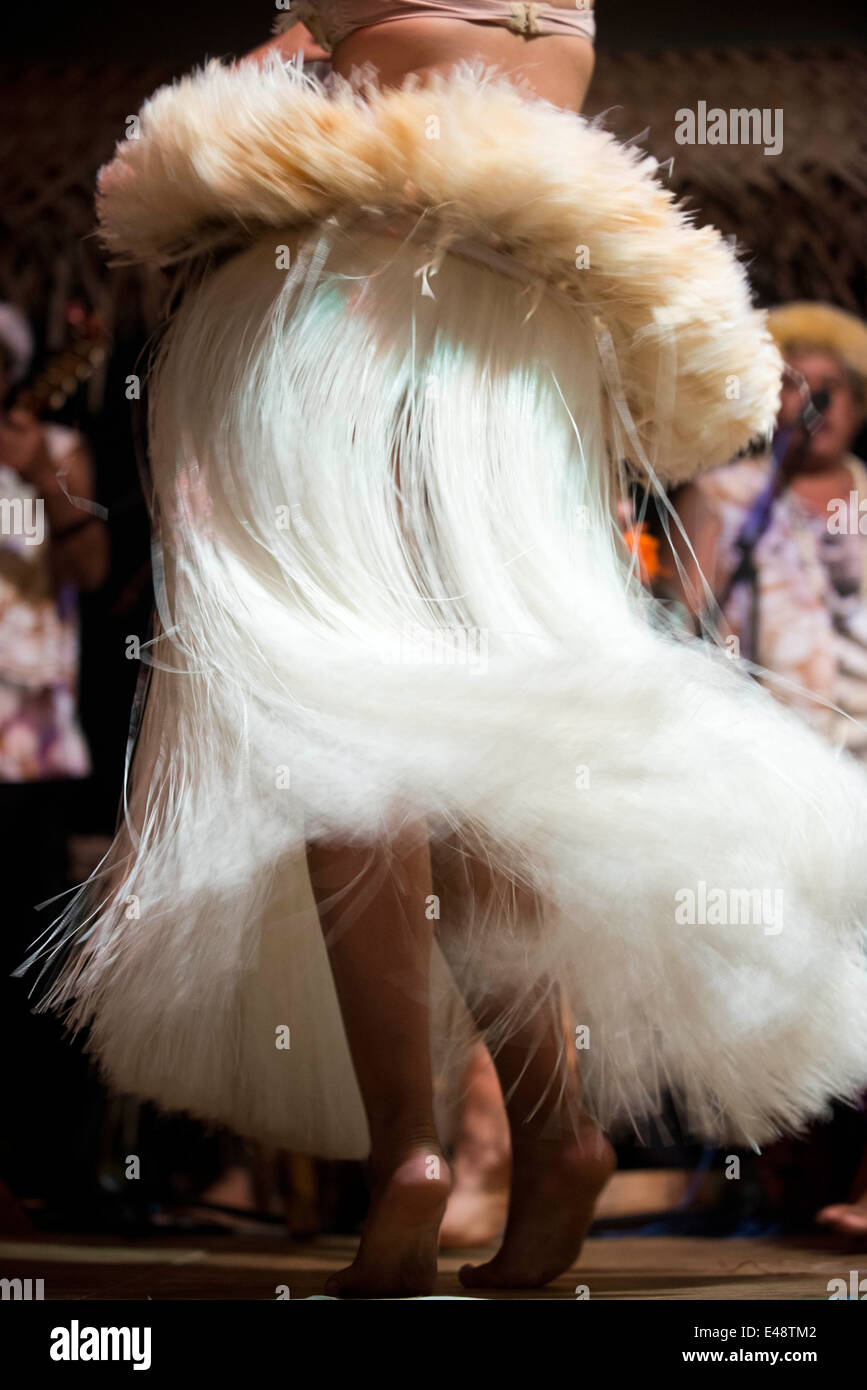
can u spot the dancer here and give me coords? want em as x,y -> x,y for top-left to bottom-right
21,6 -> 867,1296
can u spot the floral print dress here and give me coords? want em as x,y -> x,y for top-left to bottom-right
0,424 -> 91,781
694,452 -> 867,758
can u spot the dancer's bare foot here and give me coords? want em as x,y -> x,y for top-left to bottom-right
459,1127 -> 615,1289
326,1145 -> 451,1298
816,1194 -> 867,1237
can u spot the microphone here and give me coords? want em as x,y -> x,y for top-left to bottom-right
770,386 -> 831,472
721,384 -> 834,649
800,388 -> 830,435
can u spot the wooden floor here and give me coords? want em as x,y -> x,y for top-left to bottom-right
2,1231 -> 865,1300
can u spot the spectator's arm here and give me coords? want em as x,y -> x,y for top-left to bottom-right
666,481 -> 725,628
41,440 -> 109,593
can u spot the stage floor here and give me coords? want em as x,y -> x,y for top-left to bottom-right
2,1232 -> 864,1300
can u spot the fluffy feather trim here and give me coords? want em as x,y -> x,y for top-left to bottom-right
96,58 -> 781,480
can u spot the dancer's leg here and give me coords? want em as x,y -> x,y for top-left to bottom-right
455,985 -> 615,1289
431,835 -> 616,1288
306,827 -> 450,1296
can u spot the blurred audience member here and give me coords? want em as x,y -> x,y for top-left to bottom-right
439,1042 -> 511,1248
671,302 -> 867,756
0,302 -> 109,1224
0,303 -> 108,775
670,301 -> 867,1236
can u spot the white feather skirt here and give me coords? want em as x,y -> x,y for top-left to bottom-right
24,64 -> 867,1157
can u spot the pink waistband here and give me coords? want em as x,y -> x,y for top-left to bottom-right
278,2 -> 596,52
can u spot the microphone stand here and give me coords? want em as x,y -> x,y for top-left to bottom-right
716,382 -> 829,664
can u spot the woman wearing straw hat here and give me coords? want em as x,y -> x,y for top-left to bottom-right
674,302 -> 867,758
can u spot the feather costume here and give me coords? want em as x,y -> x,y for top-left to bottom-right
25,59 -> 867,1155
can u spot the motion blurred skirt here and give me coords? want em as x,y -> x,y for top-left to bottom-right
25,59 -> 867,1155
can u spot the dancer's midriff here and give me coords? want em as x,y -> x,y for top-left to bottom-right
331,11 -> 595,113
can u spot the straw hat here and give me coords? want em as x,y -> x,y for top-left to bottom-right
767,301 -> 867,383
